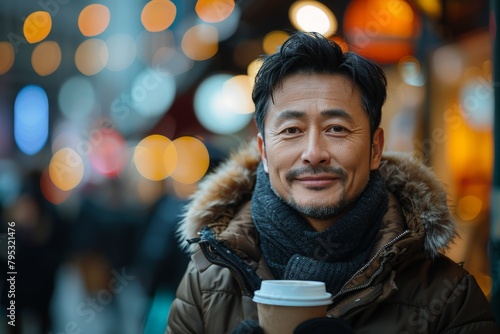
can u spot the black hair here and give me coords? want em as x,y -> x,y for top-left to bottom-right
252,31 -> 387,140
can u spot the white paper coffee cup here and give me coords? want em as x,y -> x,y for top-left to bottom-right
253,280 -> 332,334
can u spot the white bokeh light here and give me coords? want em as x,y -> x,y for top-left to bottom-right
194,74 -> 253,134
131,67 -> 176,117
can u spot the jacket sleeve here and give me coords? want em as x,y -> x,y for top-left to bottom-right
165,259 -> 259,334
434,273 -> 499,333
165,261 -> 204,334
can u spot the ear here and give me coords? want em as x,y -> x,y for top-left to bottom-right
370,128 -> 384,170
257,133 -> 269,173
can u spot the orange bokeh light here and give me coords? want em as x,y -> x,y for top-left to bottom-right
133,134 -> 178,181
141,0 -> 177,32
0,42 -> 15,75
32,41 -> 61,76
181,24 -> 218,61
24,11 -> 52,44
78,4 -> 110,37
343,0 -> 420,63
75,39 -> 108,75
195,0 -> 235,23
49,148 -> 84,191
171,136 -> 210,184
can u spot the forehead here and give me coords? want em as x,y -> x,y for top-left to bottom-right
267,73 -> 363,116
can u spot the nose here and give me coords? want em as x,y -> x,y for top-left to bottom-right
301,132 -> 330,165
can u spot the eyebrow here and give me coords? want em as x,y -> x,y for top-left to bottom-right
276,109 -> 353,122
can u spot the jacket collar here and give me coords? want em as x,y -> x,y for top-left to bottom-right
179,138 -> 458,258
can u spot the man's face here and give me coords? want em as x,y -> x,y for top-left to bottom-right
257,73 -> 384,229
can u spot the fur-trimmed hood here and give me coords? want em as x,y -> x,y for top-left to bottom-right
179,139 -> 458,257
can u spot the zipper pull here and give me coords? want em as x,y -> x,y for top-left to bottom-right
187,237 -> 201,245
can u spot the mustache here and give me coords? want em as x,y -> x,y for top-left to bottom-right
286,166 -> 347,183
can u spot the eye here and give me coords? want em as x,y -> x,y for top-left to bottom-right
329,125 -> 345,133
283,127 -> 300,134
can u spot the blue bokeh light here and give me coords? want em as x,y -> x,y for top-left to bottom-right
14,85 -> 49,155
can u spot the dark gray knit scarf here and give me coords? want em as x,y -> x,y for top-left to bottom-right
251,163 -> 388,295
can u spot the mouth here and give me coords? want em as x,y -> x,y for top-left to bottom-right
294,175 -> 340,188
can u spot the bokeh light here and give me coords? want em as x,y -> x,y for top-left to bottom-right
23,11 -> 52,44
223,75 -> 255,114
195,0 -> 235,23
262,30 -> 289,55
131,68 -> 177,117
181,24 -> 218,61
459,76 -> 493,130
289,1 -> 338,37
141,0 -> 177,32
89,129 -> 129,177
58,76 -> 96,121
75,39 -> 109,76
106,33 -> 137,72
415,0 -> 442,18
49,147 -> 84,191
133,135 -> 177,181
398,56 -> 425,86
171,136 -> 210,184
330,35 -> 349,53
0,42 -> 15,75
194,74 -> 253,134
343,0 -> 420,63
78,4 -> 110,37
247,58 -> 263,79
32,41 -> 61,76
14,85 -> 49,155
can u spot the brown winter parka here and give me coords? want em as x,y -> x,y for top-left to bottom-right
166,140 -> 499,334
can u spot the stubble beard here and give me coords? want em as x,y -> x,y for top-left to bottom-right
271,186 -> 356,220
271,173 -> 369,221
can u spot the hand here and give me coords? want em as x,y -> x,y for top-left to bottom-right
231,319 -> 265,334
294,317 -> 355,334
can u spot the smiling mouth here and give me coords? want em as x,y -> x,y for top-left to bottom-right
294,176 -> 340,188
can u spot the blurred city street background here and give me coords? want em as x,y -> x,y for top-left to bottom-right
0,0 -> 496,333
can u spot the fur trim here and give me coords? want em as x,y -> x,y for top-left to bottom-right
179,139 -> 458,257
379,152 -> 458,257
178,138 -> 261,248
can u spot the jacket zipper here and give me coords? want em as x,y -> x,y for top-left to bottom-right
193,227 -> 263,297
332,229 -> 411,302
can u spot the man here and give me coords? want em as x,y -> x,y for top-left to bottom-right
166,32 -> 498,333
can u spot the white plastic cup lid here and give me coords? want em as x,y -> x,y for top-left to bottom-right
252,280 -> 332,306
